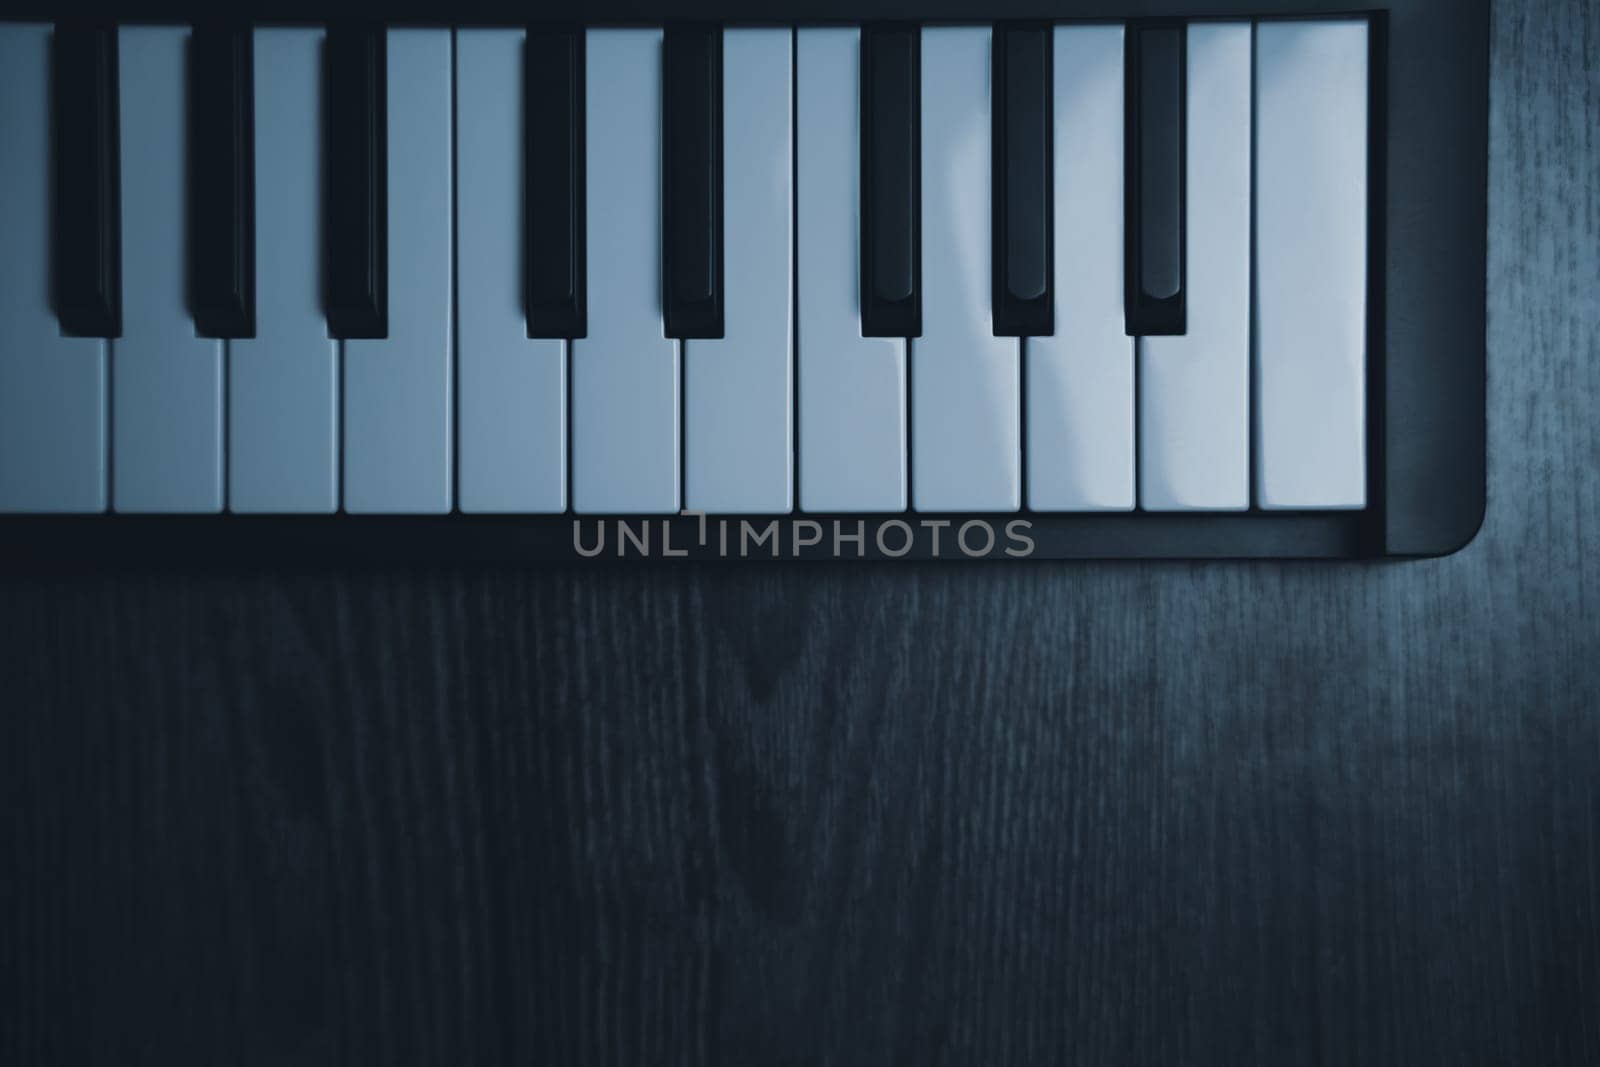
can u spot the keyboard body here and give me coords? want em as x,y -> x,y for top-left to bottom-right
0,0 -> 1487,562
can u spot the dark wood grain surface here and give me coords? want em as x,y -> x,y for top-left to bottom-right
3,2 -> 1597,1064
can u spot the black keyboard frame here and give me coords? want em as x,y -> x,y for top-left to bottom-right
0,0 -> 1487,563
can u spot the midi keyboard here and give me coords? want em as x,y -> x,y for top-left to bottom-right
0,0 -> 1487,561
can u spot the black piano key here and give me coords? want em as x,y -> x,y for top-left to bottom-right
52,23 -> 121,338
1125,23 -> 1186,337
662,25 -> 723,340
861,23 -> 920,338
189,24 -> 255,338
525,27 -> 586,339
324,24 -> 386,339
992,23 -> 1053,338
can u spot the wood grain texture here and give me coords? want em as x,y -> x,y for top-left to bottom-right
2,2 -> 1597,1063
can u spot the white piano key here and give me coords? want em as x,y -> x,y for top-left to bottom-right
572,29 -> 679,515
913,26 -> 1020,513
343,29 -> 453,514
1026,25 -> 1134,513
796,28 -> 907,514
456,29 -> 566,514
0,25 -> 107,513
1255,20 -> 1369,510
1138,23 -> 1252,512
229,28 -> 338,514
113,26 -> 223,513
684,29 -> 792,515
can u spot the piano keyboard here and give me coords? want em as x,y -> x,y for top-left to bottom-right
0,0 -> 1488,561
